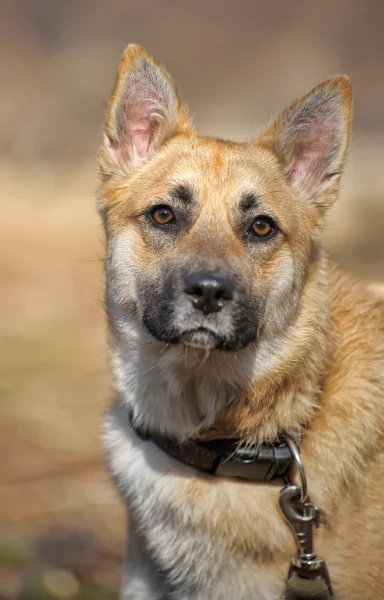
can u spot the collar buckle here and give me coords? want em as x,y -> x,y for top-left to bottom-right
129,410 -> 294,482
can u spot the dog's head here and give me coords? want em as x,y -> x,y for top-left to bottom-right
99,45 -> 352,352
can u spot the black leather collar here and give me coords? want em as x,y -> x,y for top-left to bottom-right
129,412 -> 295,482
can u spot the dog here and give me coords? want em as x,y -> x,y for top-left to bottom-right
99,44 -> 384,599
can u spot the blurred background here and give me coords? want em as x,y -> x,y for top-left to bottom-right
1,1 -> 384,598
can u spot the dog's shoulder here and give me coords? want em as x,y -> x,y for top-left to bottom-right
367,281 -> 384,304
329,263 -> 384,332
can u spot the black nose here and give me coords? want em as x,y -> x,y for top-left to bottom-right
184,272 -> 234,315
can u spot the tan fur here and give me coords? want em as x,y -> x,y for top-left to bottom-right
100,46 -> 384,599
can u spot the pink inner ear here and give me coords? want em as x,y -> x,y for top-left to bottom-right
130,115 -> 152,160
115,98 -> 154,164
289,121 -> 334,187
290,147 -> 320,185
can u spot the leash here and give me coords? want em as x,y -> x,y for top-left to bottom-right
129,411 -> 333,598
280,436 -> 333,599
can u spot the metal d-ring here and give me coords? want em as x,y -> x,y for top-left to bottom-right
284,434 -> 308,502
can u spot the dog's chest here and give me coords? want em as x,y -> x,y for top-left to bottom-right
104,405 -> 294,599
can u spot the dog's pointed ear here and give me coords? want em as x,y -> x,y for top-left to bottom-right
100,44 -> 194,178
257,77 -> 352,210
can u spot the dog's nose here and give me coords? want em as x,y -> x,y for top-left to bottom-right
184,272 -> 234,315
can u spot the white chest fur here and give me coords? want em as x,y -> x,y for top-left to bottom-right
104,401 -> 295,599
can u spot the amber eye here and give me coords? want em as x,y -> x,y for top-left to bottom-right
151,206 -> 175,225
251,216 -> 275,238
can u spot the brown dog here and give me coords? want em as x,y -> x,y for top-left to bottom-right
100,45 -> 384,599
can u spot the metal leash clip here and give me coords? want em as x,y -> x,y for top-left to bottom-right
279,436 -> 333,599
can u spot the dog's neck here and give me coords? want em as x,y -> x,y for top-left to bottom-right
109,261 -> 331,444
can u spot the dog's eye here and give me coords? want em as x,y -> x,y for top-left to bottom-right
250,216 -> 275,238
151,206 -> 175,225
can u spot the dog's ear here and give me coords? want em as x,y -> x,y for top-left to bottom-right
100,44 -> 194,178
257,77 -> 352,210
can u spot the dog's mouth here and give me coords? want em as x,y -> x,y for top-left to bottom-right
140,283 -> 260,351
180,327 -> 221,349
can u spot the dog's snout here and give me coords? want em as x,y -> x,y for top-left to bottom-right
184,272 -> 234,315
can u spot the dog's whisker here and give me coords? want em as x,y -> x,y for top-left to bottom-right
74,257 -> 111,263
139,364 -> 158,377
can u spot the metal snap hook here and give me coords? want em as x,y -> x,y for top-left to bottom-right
280,435 -> 333,597
279,484 -> 320,562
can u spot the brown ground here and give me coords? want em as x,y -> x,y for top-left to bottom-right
0,163 -> 123,598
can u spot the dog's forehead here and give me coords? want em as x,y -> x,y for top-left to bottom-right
119,137 -> 295,225
156,137 -> 283,200
105,135 -> 312,236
